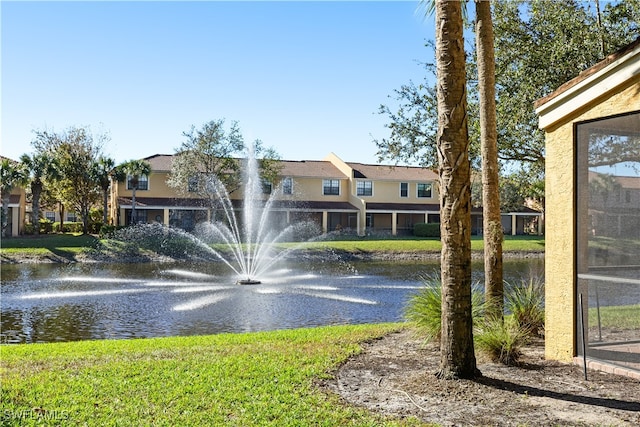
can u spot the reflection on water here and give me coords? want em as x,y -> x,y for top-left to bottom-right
1,259 -> 544,343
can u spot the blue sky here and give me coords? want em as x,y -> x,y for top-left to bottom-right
2,1 -> 435,165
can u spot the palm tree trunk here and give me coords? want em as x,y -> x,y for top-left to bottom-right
476,0 -> 504,320
103,190 -> 109,224
435,0 -> 479,380
131,188 -> 137,225
31,182 -> 42,236
1,195 -> 10,237
58,203 -> 65,234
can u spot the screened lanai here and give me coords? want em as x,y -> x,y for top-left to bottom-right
536,38 -> 640,379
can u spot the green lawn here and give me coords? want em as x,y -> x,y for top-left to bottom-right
1,324 -> 425,426
0,233 -> 98,249
0,233 -> 544,261
589,304 -> 640,329
295,235 -> 544,253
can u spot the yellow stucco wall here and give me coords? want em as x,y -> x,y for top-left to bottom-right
544,75 -> 640,361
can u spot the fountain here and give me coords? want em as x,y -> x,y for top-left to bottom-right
193,144 -> 322,285
111,144 -> 322,285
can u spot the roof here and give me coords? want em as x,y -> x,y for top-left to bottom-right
365,202 -> 440,212
535,38 -> 640,109
1,155 -> 19,164
279,160 -> 348,179
118,197 -> 209,208
347,162 -> 438,181
140,152 -> 438,182
118,196 -> 358,212
535,37 -> 640,129
143,154 -> 174,172
590,170 -> 640,190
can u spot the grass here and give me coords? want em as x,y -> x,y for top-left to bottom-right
0,324 -> 425,427
288,235 -> 544,253
589,304 -> 640,330
0,233 -> 544,260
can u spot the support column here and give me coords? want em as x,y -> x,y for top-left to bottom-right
425,213 -> 429,223
11,206 -> 19,236
392,212 -> 397,236
511,214 -> 517,236
119,208 -> 126,226
322,211 -> 328,234
163,209 -> 170,226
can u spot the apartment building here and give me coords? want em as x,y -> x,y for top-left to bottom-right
111,152 -> 540,237
1,156 -> 27,237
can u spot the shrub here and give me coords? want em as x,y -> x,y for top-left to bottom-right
475,316 -> 529,366
39,219 -> 54,234
505,276 -> 545,337
89,221 -> 104,234
23,223 -> 36,235
99,224 -> 117,238
405,273 -> 484,343
413,222 -> 440,237
53,221 -> 83,233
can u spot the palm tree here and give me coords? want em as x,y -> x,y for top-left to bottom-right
0,158 -> 28,237
434,0 -> 479,379
93,156 -> 116,225
475,0 -> 504,319
117,159 -> 151,225
20,152 -> 59,235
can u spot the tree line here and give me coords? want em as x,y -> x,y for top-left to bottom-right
1,119 -> 278,238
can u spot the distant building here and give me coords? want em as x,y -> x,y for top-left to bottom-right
0,156 -> 26,237
110,152 -> 542,237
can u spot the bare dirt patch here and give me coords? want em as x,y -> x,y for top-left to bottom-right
326,329 -> 640,426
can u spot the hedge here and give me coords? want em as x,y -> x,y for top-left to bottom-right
413,222 -> 441,237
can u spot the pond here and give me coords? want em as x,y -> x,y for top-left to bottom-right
1,258 -> 544,343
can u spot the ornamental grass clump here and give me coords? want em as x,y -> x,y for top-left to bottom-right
404,272 -> 484,343
505,276 -> 545,337
475,316 -> 529,366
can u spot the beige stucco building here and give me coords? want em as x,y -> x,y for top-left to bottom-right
1,156 -> 27,237
111,152 -> 446,237
110,151 -> 542,238
536,38 -> 639,376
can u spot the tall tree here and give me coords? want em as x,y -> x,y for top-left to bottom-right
32,126 -> 107,234
493,0 -> 639,173
434,0 -> 479,380
475,0 -> 503,319
93,156 -> 116,224
376,0 -> 637,209
0,158 -> 28,237
167,119 -> 281,213
116,159 -> 151,225
20,152 -> 59,235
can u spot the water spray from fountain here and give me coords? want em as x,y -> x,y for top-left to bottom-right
195,143 -> 320,284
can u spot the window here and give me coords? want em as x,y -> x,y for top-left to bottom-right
366,213 -> 374,228
262,179 -> 272,194
356,180 -> 373,196
130,209 -> 147,225
66,212 -> 77,222
400,182 -> 408,198
417,183 -> 432,198
576,111 -> 640,370
127,175 -> 149,191
188,176 -> 199,193
45,211 -> 56,222
282,177 -> 293,195
323,179 -> 340,196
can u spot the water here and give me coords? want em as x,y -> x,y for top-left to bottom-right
0,258 -> 544,343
